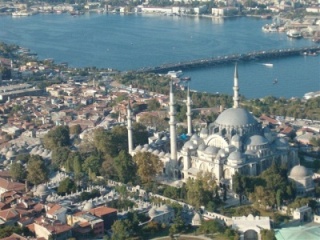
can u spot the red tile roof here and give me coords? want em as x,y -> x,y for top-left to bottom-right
89,206 -> 117,217
0,178 -> 25,193
46,204 -> 62,215
259,114 -> 279,125
0,208 -> 19,221
35,222 -> 72,234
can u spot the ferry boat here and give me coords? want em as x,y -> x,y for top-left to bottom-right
286,29 -> 302,38
12,10 -> 34,16
167,70 -> 183,78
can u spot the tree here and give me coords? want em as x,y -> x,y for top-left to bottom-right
132,122 -> 149,146
111,220 -> 130,240
114,150 -> 136,183
43,126 -> 70,150
100,154 -> 116,179
134,152 -> 163,183
169,216 -> 185,238
57,177 -> 76,196
147,98 -> 160,111
51,147 -> 71,167
197,219 -> 225,235
9,162 -> 26,182
111,125 -> 128,154
261,229 -> 276,240
93,128 -> 116,156
139,113 -> 168,131
27,155 -> 49,185
70,124 -> 82,135
185,171 -> 218,209
232,172 -> 245,205
0,226 -> 24,238
276,189 -> 283,208
82,155 -> 102,176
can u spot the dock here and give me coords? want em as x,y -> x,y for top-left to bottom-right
136,46 -> 320,73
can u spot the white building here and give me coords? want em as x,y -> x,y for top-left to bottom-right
232,214 -> 271,240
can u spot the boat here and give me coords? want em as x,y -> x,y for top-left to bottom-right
167,70 -> 183,78
181,76 -> 191,81
12,10 -> 34,16
273,78 -> 278,85
262,63 -> 273,68
262,23 -> 278,32
70,10 -> 84,16
286,29 -> 302,38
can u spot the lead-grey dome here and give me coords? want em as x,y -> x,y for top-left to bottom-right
231,134 -> 241,142
215,108 -> 257,127
183,140 -> 197,150
198,143 -> 206,151
289,165 -> 310,179
228,150 -> 245,165
246,135 -> 268,146
83,202 -> 94,211
204,146 -> 219,156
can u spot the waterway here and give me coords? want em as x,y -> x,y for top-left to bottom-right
0,13 -> 319,99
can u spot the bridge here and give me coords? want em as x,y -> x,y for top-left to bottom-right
136,46 -> 320,74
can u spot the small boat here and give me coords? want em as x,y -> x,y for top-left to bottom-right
181,76 -> 191,81
287,29 -> 302,38
70,10 -> 84,16
262,63 -> 273,67
273,78 -> 278,85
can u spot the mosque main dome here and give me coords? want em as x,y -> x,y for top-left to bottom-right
215,108 -> 258,127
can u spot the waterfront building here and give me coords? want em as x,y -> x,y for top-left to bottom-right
129,66 -> 299,188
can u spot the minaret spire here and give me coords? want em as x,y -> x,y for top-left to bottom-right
127,101 -> 133,154
233,63 -> 240,108
169,81 -> 177,162
186,85 -> 192,136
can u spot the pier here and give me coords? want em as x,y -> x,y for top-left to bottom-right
136,46 -> 320,73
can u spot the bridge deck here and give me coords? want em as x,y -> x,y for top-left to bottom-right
136,46 -> 320,74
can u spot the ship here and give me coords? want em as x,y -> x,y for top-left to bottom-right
167,70 -> 183,78
287,29 -> 302,38
12,10 -> 34,16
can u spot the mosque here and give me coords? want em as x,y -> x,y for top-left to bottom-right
128,65 -> 299,188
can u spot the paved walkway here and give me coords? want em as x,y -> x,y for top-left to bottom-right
153,234 -> 213,240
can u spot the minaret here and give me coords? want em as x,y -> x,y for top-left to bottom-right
186,85 -> 192,136
169,81 -> 177,162
233,63 -> 240,108
127,102 -> 133,154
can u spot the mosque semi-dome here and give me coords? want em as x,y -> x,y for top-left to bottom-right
231,134 -> 241,142
183,140 -> 197,150
215,108 -> 257,127
228,150 -> 245,165
204,146 -> 219,156
198,143 -> 206,151
289,165 -> 310,179
246,135 -> 269,146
